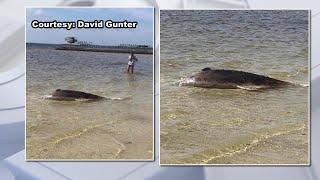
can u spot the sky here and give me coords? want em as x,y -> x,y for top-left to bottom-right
26,8 -> 153,46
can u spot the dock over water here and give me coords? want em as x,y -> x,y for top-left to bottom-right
56,44 -> 153,54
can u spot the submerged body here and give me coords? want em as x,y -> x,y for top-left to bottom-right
179,68 -> 292,90
46,89 -> 104,101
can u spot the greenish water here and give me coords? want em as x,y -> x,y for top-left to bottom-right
160,10 -> 309,165
26,45 -> 153,160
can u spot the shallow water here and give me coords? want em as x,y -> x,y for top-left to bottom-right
160,10 -> 309,164
26,45 -> 153,160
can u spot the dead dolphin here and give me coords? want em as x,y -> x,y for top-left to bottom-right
45,89 -> 105,101
179,68 -> 294,90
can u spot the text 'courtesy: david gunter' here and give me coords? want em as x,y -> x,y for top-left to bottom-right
31,20 -> 138,30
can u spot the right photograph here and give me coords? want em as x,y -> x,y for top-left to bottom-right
160,10 -> 309,165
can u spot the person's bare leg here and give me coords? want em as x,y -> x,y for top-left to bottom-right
131,65 -> 134,74
127,65 -> 130,73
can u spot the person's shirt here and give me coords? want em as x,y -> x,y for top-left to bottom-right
128,55 -> 138,62
128,59 -> 134,66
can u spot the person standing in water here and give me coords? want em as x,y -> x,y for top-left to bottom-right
127,51 -> 138,74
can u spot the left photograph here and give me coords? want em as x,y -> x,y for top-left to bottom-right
26,8 -> 154,161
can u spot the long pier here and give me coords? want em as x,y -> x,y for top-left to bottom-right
56,44 -> 153,54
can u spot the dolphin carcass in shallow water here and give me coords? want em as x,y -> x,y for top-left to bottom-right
179,68 -> 298,90
45,89 -> 104,101
45,89 -> 129,101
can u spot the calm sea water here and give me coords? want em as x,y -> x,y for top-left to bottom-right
160,10 -> 309,164
26,44 -> 153,160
